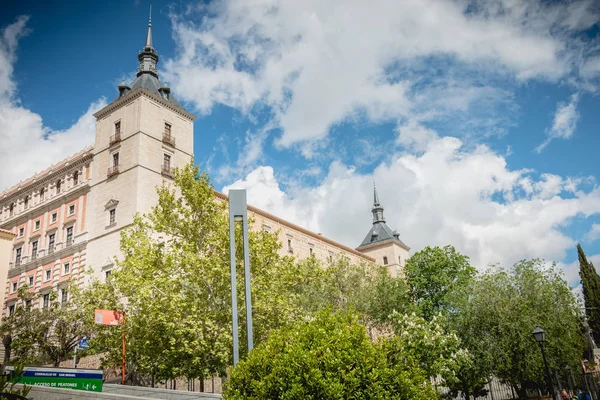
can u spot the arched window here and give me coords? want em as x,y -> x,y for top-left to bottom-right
73,171 -> 79,185
24,196 -> 29,209
56,179 -> 61,193
383,256 -> 388,265
40,187 -> 45,201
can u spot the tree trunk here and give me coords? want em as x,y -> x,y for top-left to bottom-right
200,378 -> 205,392
2,335 -> 12,364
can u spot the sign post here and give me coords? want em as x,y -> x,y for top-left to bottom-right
73,336 -> 90,368
6,366 -> 103,392
94,309 -> 126,384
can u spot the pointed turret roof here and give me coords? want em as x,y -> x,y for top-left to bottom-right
357,183 -> 408,249
116,7 -> 181,107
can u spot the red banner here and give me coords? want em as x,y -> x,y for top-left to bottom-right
94,309 -> 125,326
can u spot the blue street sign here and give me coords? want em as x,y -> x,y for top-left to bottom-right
78,337 -> 89,350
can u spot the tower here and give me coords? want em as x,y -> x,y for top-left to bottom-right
356,184 -> 410,277
84,12 -> 196,280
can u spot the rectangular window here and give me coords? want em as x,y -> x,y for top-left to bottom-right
61,289 -> 68,307
45,270 -> 51,281
18,227 -> 24,237
309,245 -> 314,256
66,226 -> 73,246
48,234 -> 55,253
28,276 -> 34,286
165,122 -> 171,134
11,282 -> 17,293
43,293 -> 49,309
56,179 -> 61,193
31,240 -> 38,259
262,223 -> 271,232
8,305 -> 14,316
115,121 -> 121,135
51,212 -> 57,223
15,247 -> 22,266
34,220 -> 40,230
63,262 -> 70,275
287,237 -> 293,253
109,209 -> 116,226
68,204 -> 75,215
40,188 -> 45,201
105,270 -> 112,280
164,153 -> 171,169
113,152 -> 119,166
24,196 -> 29,209
25,300 -> 31,310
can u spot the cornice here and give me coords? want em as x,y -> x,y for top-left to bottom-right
355,238 -> 411,252
213,190 -> 375,262
7,240 -> 87,278
94,88 -> 196,122
0,151 -> 92,201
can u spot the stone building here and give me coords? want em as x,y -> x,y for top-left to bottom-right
0,16 -> 409,316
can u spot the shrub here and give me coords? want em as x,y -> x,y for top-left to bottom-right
223,309 -> 438,400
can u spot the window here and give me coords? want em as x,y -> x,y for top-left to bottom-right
398,256 -> 401,264
69,204 -> 75,215
328,251 -> 334,263
25,300 -> 31,310
48,233 -> 55,253
309,245 -> 314,256
66,226 -> 73,246
8,305 -> 15,316
9,203 -> 14,216
56,179 -> 61,193
113,152 -> 119,167
262,223 -> 271,233
109,208 -> 116,226
164,153 -> 171,169
34,220 -> 40,230
73,171 -> 79,185
15,247 -> 22,266
31,240 -> 38,259
51,212 -> 57,223
383,256 -> 388,265
105,270 -> 112,280
165,122 -> 171,135
115,121 -> 121,135
63,262 -> 70,275
45,269 -> 51,281
11,282 -> 17,293
28,276 -> 34,286
24,196 -> 29,209
18,227 -> 24,237
61,289 -> 68,307
42,293 -> 49,309
40,187 -> 45,201
287,237 -> 293,253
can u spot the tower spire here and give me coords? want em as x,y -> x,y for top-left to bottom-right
371,181 -> 385,224
145,5 -> 153,49
137,5 -> 159,78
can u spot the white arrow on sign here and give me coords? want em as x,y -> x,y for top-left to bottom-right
92,385 -> 96,390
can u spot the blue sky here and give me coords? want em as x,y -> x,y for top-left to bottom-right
1,0 -> 600,285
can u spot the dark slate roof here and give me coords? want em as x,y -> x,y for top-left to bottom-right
125,74 -> 181,107
359,222 -> 397,247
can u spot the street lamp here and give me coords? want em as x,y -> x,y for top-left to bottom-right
533,327 -> 554,398
228,189 -> 254,367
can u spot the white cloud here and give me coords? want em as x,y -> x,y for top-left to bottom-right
586,224 -> 600,242
224,134 -> 600,270
396,120 -> 439,153
0,17 -> 105,192
164,0 -> 599,149
536,93 -> 581,152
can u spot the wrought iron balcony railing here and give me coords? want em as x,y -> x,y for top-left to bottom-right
109,132 -> 121,145
107,165 -> 120,177
162,133 -> 176,147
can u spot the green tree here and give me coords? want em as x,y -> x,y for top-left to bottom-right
223,308 -> 439,400
405,245 -> 476,320
107,161 -> 297,384
578,243 -> 600,344
452,259 -> 584,399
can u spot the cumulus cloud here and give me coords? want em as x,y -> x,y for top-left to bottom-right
536,93 -> 581,153
587,224 -> 600,242
164,0 -> 599,150
0,17 -> 105,191
224,135 -> 600,270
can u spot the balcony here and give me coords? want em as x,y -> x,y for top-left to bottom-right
161,164 -> 173,178
15,258 -> 22,267
31,252 -> 38,261
162,133 -> 176,147
110,132 -> 121,146
48,245 -> 55,254
107,165 -> 119,178
66,238 -> 73,247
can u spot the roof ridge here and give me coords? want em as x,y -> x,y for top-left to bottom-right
0,145 -> 94,198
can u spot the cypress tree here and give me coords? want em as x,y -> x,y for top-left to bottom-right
578,243 -> 600,344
